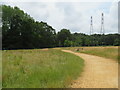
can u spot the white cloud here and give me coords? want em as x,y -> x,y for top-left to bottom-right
0,0 -> 116,2
2,1 -> 118,34
104,2 -> 118,34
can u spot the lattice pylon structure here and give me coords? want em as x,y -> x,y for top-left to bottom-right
100,13 -> 104,34
90,16 -> 93,35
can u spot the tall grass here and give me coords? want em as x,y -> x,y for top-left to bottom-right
0,50 -> 2,88
2,49 -> 84,88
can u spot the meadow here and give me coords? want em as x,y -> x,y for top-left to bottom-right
2,49 -> 84,88
64,46 -> 119,62
0,50 -> 2,88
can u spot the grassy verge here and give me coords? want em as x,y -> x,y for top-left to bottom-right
2,49 -> 84,88
64,46 -> 119,63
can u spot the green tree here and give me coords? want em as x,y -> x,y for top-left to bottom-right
57,29 -> 72,47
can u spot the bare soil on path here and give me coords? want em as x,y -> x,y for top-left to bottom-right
62,50 -> 118,88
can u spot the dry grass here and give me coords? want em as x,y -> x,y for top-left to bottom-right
63,46 -> 119,62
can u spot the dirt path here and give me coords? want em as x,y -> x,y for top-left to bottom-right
62,50 -> 118,88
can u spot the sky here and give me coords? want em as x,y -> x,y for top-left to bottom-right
1,0 -> 119,34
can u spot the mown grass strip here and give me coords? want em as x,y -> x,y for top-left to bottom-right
64,46 -> 119,63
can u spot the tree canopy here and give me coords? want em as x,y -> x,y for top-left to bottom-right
2,5 -> 120,50
2,5 -> 56,49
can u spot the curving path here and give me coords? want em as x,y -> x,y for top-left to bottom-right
62,50 -> 118,88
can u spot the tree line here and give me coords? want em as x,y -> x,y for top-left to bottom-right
2,5 -> 120,50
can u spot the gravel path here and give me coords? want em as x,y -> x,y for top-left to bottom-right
62,50 -> 118,88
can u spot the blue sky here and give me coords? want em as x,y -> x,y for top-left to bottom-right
1,0 -> 118,34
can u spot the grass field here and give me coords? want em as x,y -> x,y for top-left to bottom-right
2,49 -> 84,88
0,50 -> 2,88
64,46 -> 119,62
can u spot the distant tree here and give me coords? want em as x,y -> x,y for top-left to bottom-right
64,40 -> 71,47
2,5 -> 120,50
57,29 -> 72,47
2,5 -> 56,49
72,33 -> 82,46
114,39 -> 119,46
